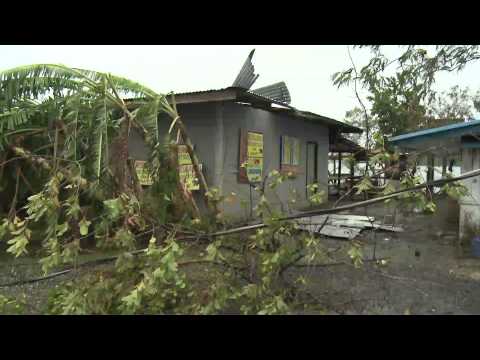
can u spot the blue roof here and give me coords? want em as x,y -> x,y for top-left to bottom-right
389,119 -> 480,146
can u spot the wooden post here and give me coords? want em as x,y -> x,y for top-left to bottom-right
337,152 -> 342,193
427,153 -> 435,194
350,159 -> 355,192
332,157 -> 336,184
442,156 -> 447,178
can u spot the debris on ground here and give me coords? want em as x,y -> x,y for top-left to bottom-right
296,214 -> 404,240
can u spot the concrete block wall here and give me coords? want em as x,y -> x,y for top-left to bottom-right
128,101 -> 330,221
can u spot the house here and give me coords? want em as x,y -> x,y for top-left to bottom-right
389,119 -> 480,240
128,86 -> 362,220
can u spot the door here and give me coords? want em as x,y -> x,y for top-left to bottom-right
306,142 -> 318,198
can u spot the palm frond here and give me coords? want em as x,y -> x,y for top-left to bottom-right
135,96 -> 162,146
0,99 -> 42,133
0,64 -> 84,102
91,70 -> 159,99
0,64 -> 161,105
89,91 -> 111,179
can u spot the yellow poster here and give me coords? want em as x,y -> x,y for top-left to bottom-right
246,132 -> 263,183
246,157 -> 263,183
178,145 -> 192,166
135,161 -> 153,186
248,132 -> 263,157
178,145 -> 200,191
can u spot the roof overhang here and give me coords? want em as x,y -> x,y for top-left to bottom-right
124,87 -> 363,134
389,120 -> 480,147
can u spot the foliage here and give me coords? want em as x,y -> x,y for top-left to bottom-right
43,170 -> 373,315
0,294 -> 27,314
342,107 -> 373,146
333,46 -> 480,137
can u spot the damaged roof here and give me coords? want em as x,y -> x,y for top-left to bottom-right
157,87 -> 362,134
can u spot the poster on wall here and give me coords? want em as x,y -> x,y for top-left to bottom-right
246,132 -> 264,183
239,130 -> 264,184
246,157 -> 263,183
178,145 -> 201,191
135,161 -> 154,186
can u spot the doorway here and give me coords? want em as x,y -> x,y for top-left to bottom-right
306,141 -> 318,198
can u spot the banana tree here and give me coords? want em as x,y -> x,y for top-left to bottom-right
0,64 -> 218,267
0,64 -> 215,215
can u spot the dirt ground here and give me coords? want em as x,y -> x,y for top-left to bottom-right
2,195 -> 480,315
288,195 -> 480,315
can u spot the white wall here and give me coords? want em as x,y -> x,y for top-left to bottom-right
460,148 -> 480,239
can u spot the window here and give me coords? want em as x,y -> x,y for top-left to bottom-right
281,136 -> 300,171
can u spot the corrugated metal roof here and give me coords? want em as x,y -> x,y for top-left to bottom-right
167,88 -> 230,96
124,86 -> 362,134
389,119 -> 480,145
251,82 -> 291,104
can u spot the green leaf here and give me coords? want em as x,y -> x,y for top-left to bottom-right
424,201 -> 437,214
6,230 -> 30,257
355,177 -> 374,195
103,198 -> 124,221
56,222 -> 69,237
79,218 -> 91,236
382,182 -> 396,195
0,219 -> 9,240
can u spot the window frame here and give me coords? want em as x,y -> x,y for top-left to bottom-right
280,135 -> 301,174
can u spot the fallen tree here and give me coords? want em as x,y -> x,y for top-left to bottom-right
1,166 -> 476,290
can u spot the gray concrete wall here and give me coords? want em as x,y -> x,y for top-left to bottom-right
128,102 -> 222,214
220,102 -> 330,220
128,101 -> 330,220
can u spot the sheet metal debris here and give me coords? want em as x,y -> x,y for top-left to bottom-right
296,214 -> 403,240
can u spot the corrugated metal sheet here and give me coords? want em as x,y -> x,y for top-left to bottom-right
250,81 -> 291,104
232,49 -> 259,90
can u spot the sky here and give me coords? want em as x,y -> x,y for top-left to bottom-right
1,45 -> 480,120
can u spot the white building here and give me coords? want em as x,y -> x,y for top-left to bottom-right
389,119 -> 480,240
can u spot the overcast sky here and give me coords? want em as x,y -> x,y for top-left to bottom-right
1,45 -> 480,120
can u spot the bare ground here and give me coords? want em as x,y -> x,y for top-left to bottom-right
288,196 -> 480,315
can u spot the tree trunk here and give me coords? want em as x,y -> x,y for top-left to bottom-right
173,117 -> 218,216
110,115 -> 132,195
168,143 -> 201,220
